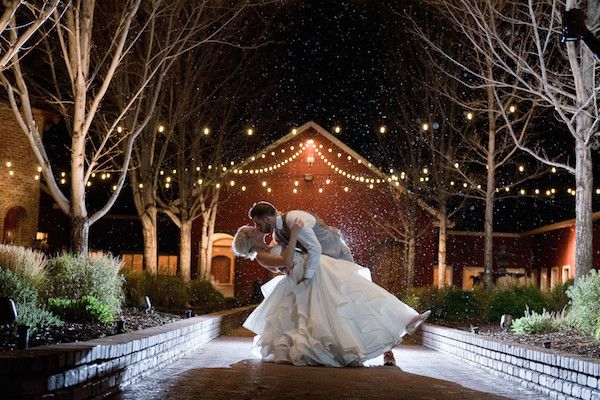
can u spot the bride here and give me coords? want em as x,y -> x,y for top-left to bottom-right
232,218 -> 430,367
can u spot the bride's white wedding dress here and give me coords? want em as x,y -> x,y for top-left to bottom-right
242,246 -> 419,367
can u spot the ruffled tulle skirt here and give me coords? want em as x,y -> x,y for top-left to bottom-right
242,255 -> 418,367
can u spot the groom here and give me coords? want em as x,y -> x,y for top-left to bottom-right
248,201 -> 398,366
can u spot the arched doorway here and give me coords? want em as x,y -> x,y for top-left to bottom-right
210,233 -> 235,298
3,206 -> 28,245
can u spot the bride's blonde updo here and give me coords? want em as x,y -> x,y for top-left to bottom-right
232,225 -> 258,260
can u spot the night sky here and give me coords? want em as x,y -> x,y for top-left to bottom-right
248,0 -> 599,233
40,0 -> 599,252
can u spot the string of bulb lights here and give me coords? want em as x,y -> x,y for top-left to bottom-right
3,120 -> 597,197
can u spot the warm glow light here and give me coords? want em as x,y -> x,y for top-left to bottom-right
117,126 -> 123,133
8,170 -> 13,176
262,181 -> 267,187
422,167 -> 428,174
293,188 -> 298,193
509,105 -> 516,113
292,128 -> 297,135
551,167 -> 557,173
518,165 -> 524,172
326,179 -> 331,184
294,181 -> 299,187
34,175 -> 39,180
267,187 -> 272,193
37,166 -> 42,172
520,189 -> 526,195
344,187 -> 349,192
466,112 -> 473,120
241,186 -> 246,191
230,180 -> 235,186
454,162 -> 459,169
113,185 -> 117,190
463,183 -> 468,188
551,188 -> 556,194
247,128 -> 254,136
61,172 -> 66,177
139,183 -> 143,188
535,189 -> 540,194
379,126 -> 386,134
596,189 -> 600,195
450,181 -> 455,186
505,187 -> 510,192
334,126 -> 341,134
216,183 -> 221,189
197,179 -> 203,184
203,127 -> 210,135
165,183 -> 170,188
86,181 -> 91,187
158,125 -> 165,133
422,123 -> 429,131
6,162 -> 11,167
318,188 -> 323,193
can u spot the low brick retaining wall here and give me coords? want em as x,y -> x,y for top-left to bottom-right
0,306 -> 254,400
415,324 -> 600,400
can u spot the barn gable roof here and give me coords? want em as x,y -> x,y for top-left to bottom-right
234,121 -> 441,220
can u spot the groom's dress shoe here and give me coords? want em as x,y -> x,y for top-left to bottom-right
383,351 -> 396,366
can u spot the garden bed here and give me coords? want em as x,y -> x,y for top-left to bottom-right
434,322 -> 600,359
0,307 -> 182,351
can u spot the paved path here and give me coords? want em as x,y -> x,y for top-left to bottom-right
116,328 -> 549,400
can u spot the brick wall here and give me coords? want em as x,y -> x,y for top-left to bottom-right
0,306 -> 254,399
417,324 -> 600,400
0,102 -> 45,247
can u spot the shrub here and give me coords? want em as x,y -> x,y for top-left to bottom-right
545,279 -> 574,312
125,272 -> 190,309
566,269 -> 600,337
15,302 -> 62,329
43,253 -> 125,316
190,280 -> 225,306
511,306 -> 565,335
48,295 -> 114,323
487,284 -> 545,323
0,268 -> 61,331
439,289 -> 479,322
0,244 -> 46,284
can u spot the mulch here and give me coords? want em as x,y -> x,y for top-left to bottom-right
0,307 -> 182,351
452,324 -> 600,359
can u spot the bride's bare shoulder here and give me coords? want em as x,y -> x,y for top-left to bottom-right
256,249 -> 285,268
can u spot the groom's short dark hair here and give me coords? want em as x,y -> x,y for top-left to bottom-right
249,201 -> 276,219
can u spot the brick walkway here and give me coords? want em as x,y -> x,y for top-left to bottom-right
115,328 -> 550,400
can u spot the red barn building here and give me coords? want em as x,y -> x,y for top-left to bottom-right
194,121 -> 440,301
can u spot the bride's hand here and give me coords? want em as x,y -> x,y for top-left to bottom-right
291,217 -> 304,234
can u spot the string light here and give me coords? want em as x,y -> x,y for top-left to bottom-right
379,126 -> 386,134
5,162 -> 11,167
158,125 -> 165,133
37,166 -> 42,172
466,112 -> 473,120
203,127 -> 210,135
247,128 -> 254,136
334,126 -> 341,134
509,105 -> 516,113
117,126 -> 123,133
518,165 -> 524,172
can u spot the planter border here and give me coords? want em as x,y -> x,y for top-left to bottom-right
0,306 -> 254,399
415,324 -> 600,400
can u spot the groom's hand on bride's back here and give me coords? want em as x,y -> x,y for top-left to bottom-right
291,218 -> 304,233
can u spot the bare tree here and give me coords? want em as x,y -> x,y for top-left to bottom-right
108,0 -> 250,273
156,41 -> 272,281
0,0 -> 62,71
416,0 -> 599,281
0,0 -> 221,254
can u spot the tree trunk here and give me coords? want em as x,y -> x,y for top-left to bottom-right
198,215 -> 210,280
203,204 -> 218,281
574,141 -> 593,280
437,202 -> 448,288
483,82 -> 496,290
70,215 -> 89,255
407,234 -> 416,288
140,207 -> 158,273
179,220 -> 192,281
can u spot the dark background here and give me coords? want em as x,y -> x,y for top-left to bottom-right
39,0 -> 599,253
